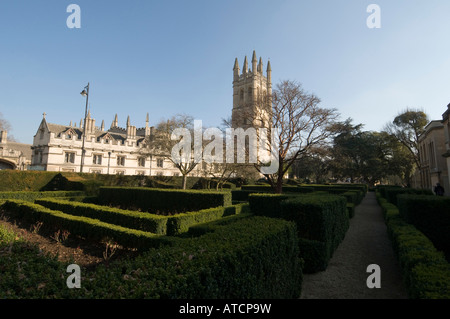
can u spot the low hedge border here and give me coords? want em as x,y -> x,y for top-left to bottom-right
166,204 -> 248,236
0,191 -> 86,202
78,215 -> 303,299
34,198 -> 249,236
0,200 -> 173,250
35,198 -> 169,235
397,194 -> 450,256
384,188 -> 433,205
98,187 -> 232,214
0,215 -> 302,299
376,192 -> 450,299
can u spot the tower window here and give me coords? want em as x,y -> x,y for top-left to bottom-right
240,89 -> 244,101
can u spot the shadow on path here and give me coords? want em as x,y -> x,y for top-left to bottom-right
300,192 -> 408,299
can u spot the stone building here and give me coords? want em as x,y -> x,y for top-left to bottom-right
30,51 -> 272,177
418,120 -> 449,194
232,50 -> 272,129
0,130 -> 32,170
30,112 -> 199,176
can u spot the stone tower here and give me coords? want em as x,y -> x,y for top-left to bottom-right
231,50 -> 272,129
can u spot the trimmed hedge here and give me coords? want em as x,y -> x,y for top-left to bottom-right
35,198 -> 249,236
0,191 -> 86,202
35,198 -> 169,235
166,204 -> 245,236
397,194 -> 450,257
98,187 -> 232,214
384,187 -> 433,205
280,195 -> 348,273
346,203 -> 355,218
248,193 -> 348,273
79,216 -> 303,299
187,212 -> 253,237
248,193 -> 289,218
0,200 -> 173,249
0,171 -> 59,191
376,192 -> 450,299
0,215 -> 302,299
241,185 -> 314,193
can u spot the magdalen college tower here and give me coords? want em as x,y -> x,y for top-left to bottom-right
231,50 -> 272,129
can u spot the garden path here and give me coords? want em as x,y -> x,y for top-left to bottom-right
300,192 -> 408,299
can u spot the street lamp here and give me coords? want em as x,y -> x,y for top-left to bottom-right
80,83 -> 89,173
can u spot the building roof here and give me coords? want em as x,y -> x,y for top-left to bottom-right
0,141 -> 32,160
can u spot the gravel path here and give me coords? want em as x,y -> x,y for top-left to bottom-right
300,192 -> 409,299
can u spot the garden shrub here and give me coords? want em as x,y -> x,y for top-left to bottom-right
80,216 -> 302,299
248,193 -> 289,218
241,185 -> 314,193
35,198 -> 248,236
397,194 -> 450,257
0,171 -> 59,191
0,191 -> 85,202
1,200 -> 173,249
0,215 -> 302,299
97,187 -> 232,214
35,198 -> 169,235
346,203 -> 355,218
376,193 -> 450,299
166,204 -> 246,236
280,195 -> 348,273
384,188 -> 433,205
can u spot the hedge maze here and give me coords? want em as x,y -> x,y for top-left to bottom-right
2,171 -> 447,299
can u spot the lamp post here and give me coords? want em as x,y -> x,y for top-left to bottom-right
80,83 -> 89,173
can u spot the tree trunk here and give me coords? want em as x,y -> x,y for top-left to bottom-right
275,175 -> 283,194
182,174 -> 187,190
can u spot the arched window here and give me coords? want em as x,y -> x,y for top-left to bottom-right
247,87 -> 252,101
240,89 -> 244,101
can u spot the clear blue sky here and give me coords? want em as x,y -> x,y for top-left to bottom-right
1,0 -> 450,144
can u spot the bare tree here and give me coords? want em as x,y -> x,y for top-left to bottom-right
237,80 -> 340,193
145,114 -> 200,190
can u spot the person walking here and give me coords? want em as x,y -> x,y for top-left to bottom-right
434,183 -> 445,196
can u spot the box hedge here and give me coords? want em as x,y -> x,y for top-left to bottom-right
376,192 -> 450,299
0,200 -> 172,249
35,198 -> 169,235
79,216 -> 303,299
397,194 -> 450,257
384,187 -> 433,205
248,193 -> 289,218
280,195 -> 348,273
0,191 -> 86,202
248,193 -> 348,273
34,198 -> 248,236
0,215 -> 302,299
97,187 -> 232,214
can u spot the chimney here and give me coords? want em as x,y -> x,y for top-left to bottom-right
0,131 -> 6,143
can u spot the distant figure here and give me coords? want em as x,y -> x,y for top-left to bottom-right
434,183 -> 445,196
